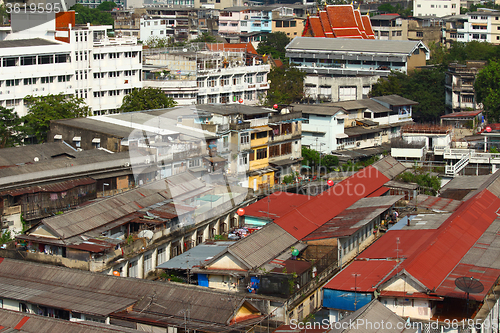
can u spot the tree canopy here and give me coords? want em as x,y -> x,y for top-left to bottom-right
71,4 -> 114,26
119,87 -> 177,112
475,60 -> 500,122
265,64 -> 306,105
370,68 -> 446,122
257,32 -> 290,60
96,1 -> 117,11
23,94 -> 90,143
377,3 -> 412,17
0,106 -> 23,148
191,32 -> 217,43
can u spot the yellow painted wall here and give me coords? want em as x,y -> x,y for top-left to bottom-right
248,171 -> 275,190
235,303 -> 259,320
272,19 -> 305,39
249,147 -> 269,171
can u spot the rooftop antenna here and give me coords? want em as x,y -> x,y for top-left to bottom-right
352,273 -> 361,311
455,277 -> 484,318
395,237 -> 401,274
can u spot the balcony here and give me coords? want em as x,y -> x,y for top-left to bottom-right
230,122 -> 250,130
269,111 -> 302,123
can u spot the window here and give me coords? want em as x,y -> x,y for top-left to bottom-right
220,76 -> 229,86
41,77 -> 54,84
245,75 -> 253,84
381,31 -> 389,37
275,21 -> 282,27
245,91 -> 253,100
430,4 -> 434,8
473,34 -> 480,39
444,4 -> 447,8
256,73 -> 264,83
417,31 -> 423,37
240,133 -> 249,144
3,57 -> 17,67
241,21 -> 247,26
189,159 -> 200,167
291,20 -> 296,27
21,56 -> 36,66
208,77 -> 217,87
6,79 -> 19,86
481,34 -> 487,39
417,4 -> 421,7
144,253 -> 152,273
197,78 -> 205,87
233,76 -> 242,85
462,95 -> 474,103
158,247 -> 167,264
256,148 -> 267,159
452,3 -> 456,8
23,78 -> 36,85
239,154 -> 248,165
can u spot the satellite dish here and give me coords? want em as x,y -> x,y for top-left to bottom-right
34,157 -> 39,162
455,276 -> 484,317
138,230 -> 154,240
455,276 -> 484,294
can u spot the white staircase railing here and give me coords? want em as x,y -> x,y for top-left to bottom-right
445,153 -> 470,176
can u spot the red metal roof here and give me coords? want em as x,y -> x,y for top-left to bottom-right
327,188 -> 500,296
66,239 -> 116,253
440,110 -> 482,118
358,229 -> 436,260
361,16 -> 375,38
271,259 -> 311,275
308,16 -> 325,37
403,189 -> 500,291
243,192 -> 310,220
1,178 -> 96,197
273,166 -> 390,240
319,11 -> 334,37
323,260 -> 398,292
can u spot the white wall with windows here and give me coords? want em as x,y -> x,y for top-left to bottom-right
413,0 -> 459,17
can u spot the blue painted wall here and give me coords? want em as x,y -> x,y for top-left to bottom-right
323,289 -> 373,311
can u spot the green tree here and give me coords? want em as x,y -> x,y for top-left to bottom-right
257,32 -> 290,60
145,36 -> 171,48
71,4 -> 114,25
370,68 -> 445,122
191,32 -> 217,43
96,1 -> 117,11
266,64 -> 306,105
23,94 -> 90,143
302,147 -> 320,169
475,60 -> 500,122
120,87 -> 177,112
321,155 -> 339,172
396,171 -> 441,195
0,106 -> 23,148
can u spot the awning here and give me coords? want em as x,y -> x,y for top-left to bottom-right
196,194 -> 221,202
255,126 -> 273,131
92,138 -> 101,143
73,136 -> 81,141
54,134 -> 62,140
336,133 -> 349,139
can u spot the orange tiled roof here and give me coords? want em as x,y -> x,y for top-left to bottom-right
361,15 -> 375,38
302,4 -> 375,40
207,42 -> 258,55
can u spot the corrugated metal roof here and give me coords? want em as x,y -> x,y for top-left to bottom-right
273,164 -> 390,240
291,104 -> 344,116
0,142 -> 76,168
329,300 -> 416,333
324,260 -> 399,292
242,192 -> 310,220
0,38 -> 60,49
440,110 -> 482,118
371,156 -> 407,180
409,194 -> 462,212
42,187 -> 167,239
303,196 -> 402,240
0,309 -> 142,333
286,37 -> 425,55
0,178 -> 96,197
0,258 -> 257,326
228,223 -> 298,269
157,242 -> 233,270
371,94 -> 419,107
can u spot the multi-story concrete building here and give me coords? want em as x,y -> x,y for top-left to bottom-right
286,37 -> 430,102
143,42 -> 270,106
445,60 -> 486,114
455,11 -> 500,43
194,0 -> 242,11
271,6 -> 306,40
0,12 -> 142,117
413,0 -> 460,17
76,0 -> 126,9
371,14 -> 408,40
218,6 -> 273,36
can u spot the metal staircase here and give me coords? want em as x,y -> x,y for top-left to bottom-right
445,153 -> 470,177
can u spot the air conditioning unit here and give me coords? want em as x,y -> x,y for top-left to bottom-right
145,159 -> 151,164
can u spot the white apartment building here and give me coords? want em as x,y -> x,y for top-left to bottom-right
455,11 -> 500,43
413,0 -> 460,17
143,43 -> 270,106
0,12 -> 142,117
